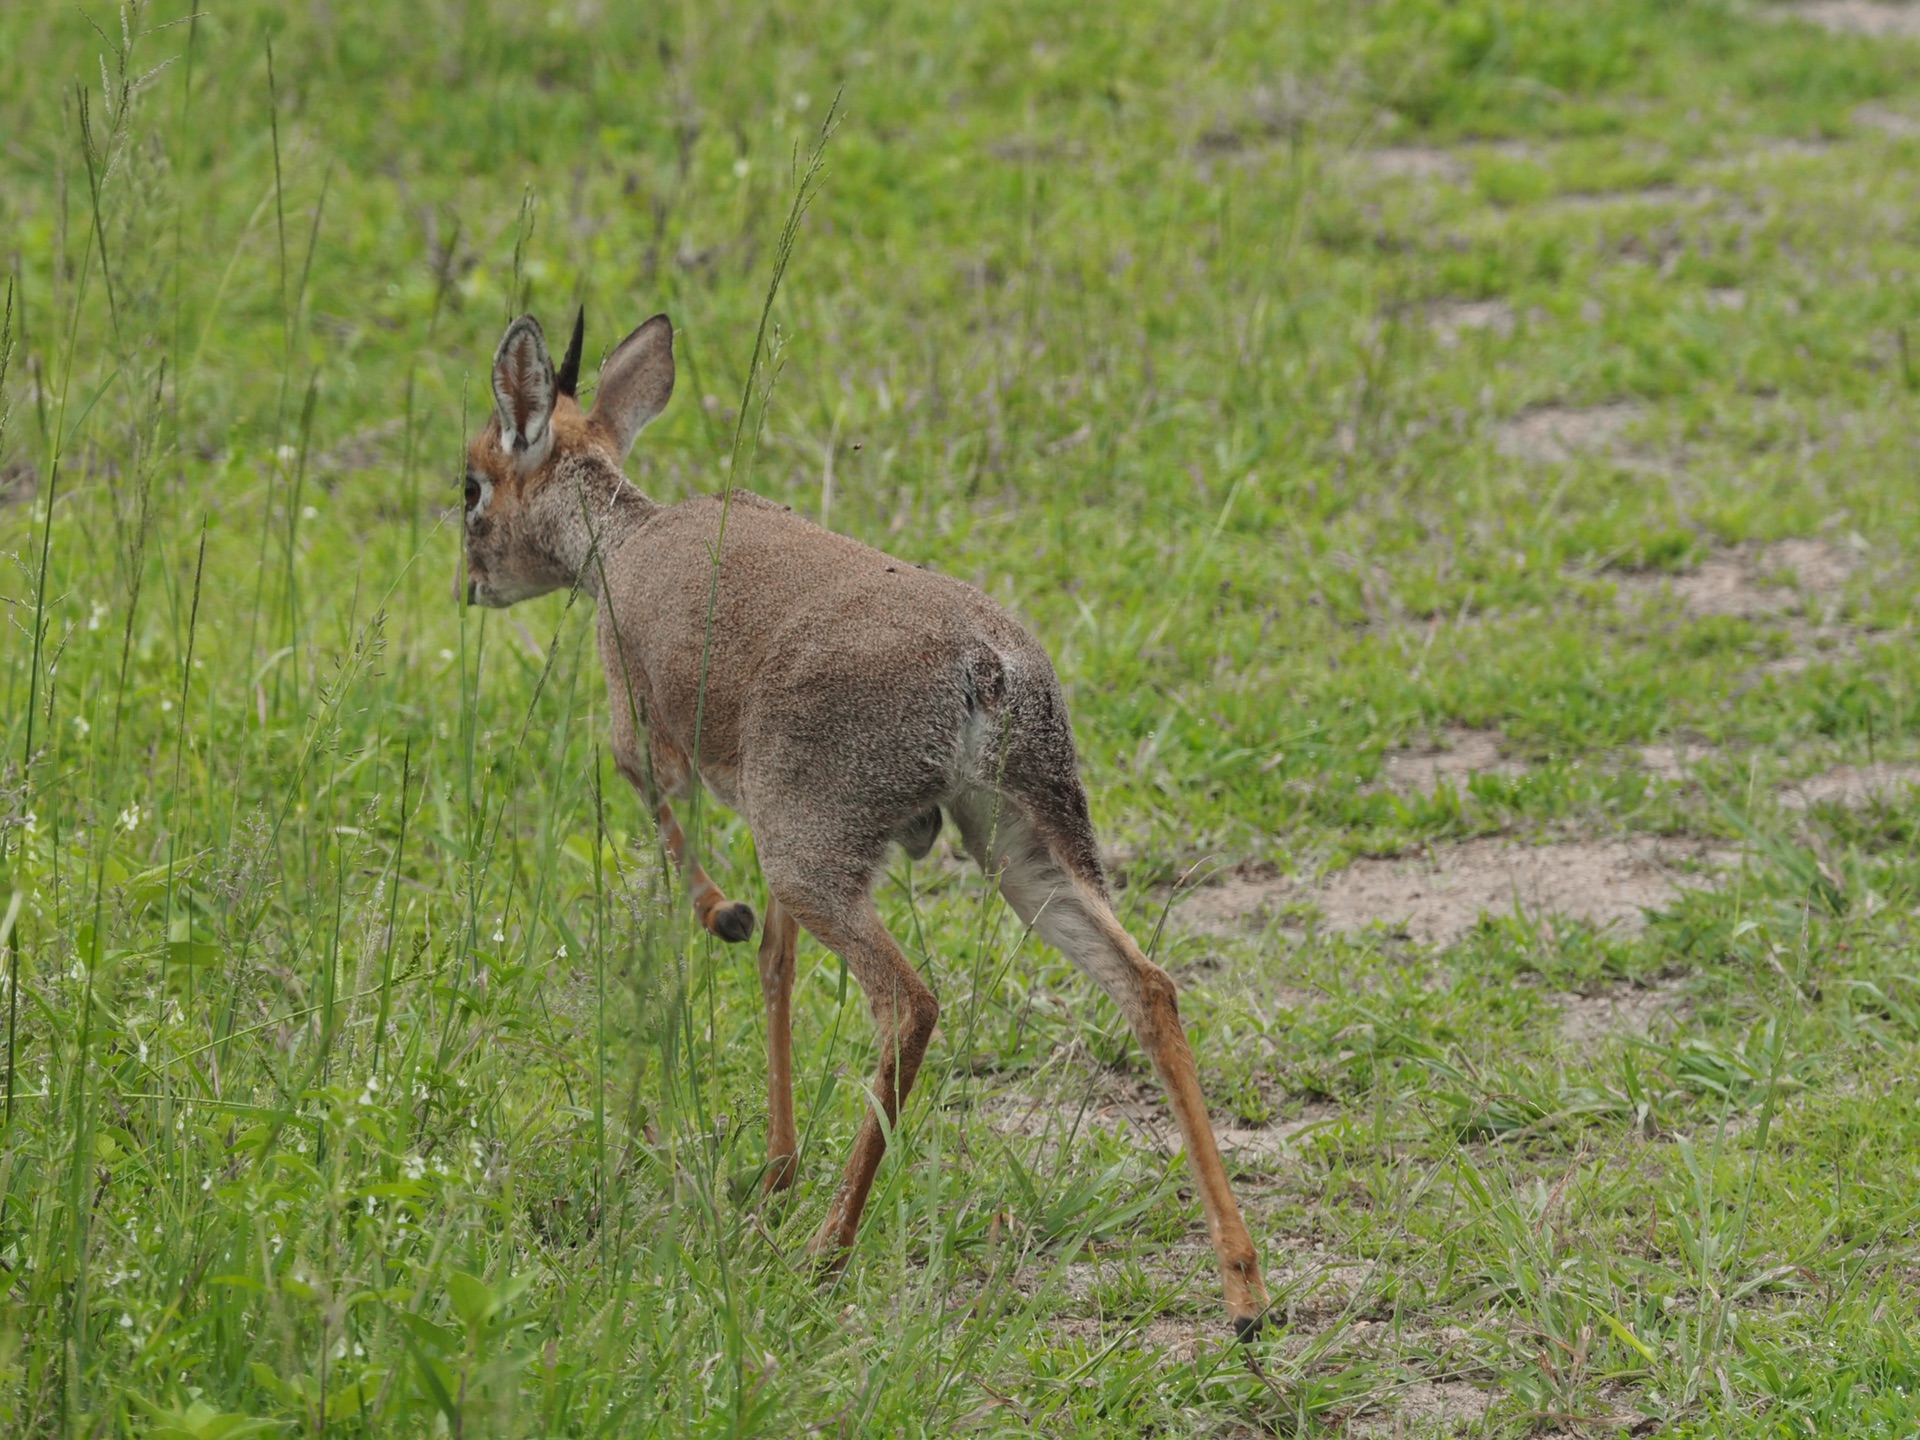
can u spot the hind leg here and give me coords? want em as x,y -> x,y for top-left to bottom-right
758,866 -> 938,1260
958,795 -> 1270,1336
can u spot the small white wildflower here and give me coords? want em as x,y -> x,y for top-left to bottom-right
88,601 -> 108,632
276,444 -> 298,463
22,812 -> 35,834
119,1313 -> 133,1329
118,803 -> 141,832
403,1153 -> 425,1180
302,505 -> 318,520
160,698 -> 173,712
792,92 -> 810,112
556,943 -> 567,959
733,157 -> 750,179
438,648 -> 454,662
200,1176 -> 211,1192
492,917 -> 505,943
137,1041 -> 148,1064
72,716 -> 90,738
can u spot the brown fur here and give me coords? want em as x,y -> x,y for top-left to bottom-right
462,312 -> 1271,1334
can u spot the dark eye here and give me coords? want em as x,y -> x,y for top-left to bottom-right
464,476 -> 481,510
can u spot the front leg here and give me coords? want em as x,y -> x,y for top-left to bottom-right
608,747 -> 756,944
655,798 -> 757,943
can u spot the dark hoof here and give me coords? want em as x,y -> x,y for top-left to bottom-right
710,902 -> 756,944
1232,1310 -> 1269,1342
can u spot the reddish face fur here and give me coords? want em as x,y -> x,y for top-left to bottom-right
461,399 -> 611,606
461,311 -> 675,609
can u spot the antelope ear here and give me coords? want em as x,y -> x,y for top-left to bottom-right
492,314 -> 557,468
591,313 -> 674,460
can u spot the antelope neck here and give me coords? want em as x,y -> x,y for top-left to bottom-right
533,458 -> 658,599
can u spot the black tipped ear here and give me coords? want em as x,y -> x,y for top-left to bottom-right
555,306 -> 585,399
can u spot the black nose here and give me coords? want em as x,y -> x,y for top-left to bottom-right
465,580 -> 477,606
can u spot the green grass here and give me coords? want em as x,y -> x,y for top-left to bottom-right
6,0 -> 1920,1434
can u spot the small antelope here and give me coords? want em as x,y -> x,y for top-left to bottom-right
462,309 -> 1270,1334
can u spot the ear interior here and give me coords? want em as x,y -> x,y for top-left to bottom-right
591,314 -> 675,459
492,315 -> 557,464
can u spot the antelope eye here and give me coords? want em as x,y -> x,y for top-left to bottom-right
463,475 -> 481,510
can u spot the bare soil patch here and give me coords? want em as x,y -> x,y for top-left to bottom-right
1640,745 -> 1920,813
1316,838 -> 1727,947
1182,837 -> 1729,950
1615,536 -> 1859,622
1378,726 -> 1524,795
1546,183 -> 1711,213
1351,1379 -> 1493,1437
1637,740 -> 1717,783
1496,403 -> 1642,464
1042,1239 -> 1376,1354
1749,137 -> 1836,161
1047,1313 -> 1217,1362
1855,102 -> 1920,138
980,1081 -> 1340,1164
1649,554 -> 1790,620
1429,298 -> 1514,350
1779,762 -> 1920,809
1559,976 -> 1690,1049
1359,146 -> 1468,183
1768,2 -> 1920,37
1176,870 -> 1304,938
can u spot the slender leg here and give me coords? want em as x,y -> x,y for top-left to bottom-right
758,898 -> 800,1193
981,810 -> 1270,1336
606,733 -> 756,945
654,800 -> 756,943
777,893 -> 939,1260
1117,949 -> 1269,1335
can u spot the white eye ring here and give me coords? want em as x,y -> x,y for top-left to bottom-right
465,474 -> 493,524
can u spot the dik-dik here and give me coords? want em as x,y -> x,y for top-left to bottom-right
461,309 -> 1270,1335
